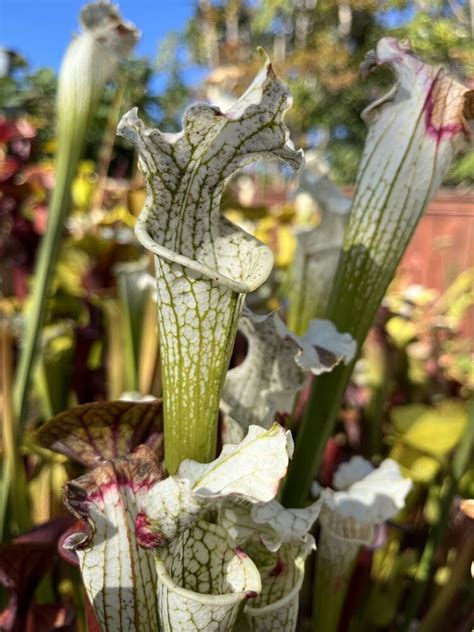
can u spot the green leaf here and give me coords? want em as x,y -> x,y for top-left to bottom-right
34,324 -> 75,417
391,401 -> 467,457
459,468 -> 474,498
389,442 -> 440,484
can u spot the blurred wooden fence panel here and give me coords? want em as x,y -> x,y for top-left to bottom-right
399,190 -> 473,291
400,190 -> 473,338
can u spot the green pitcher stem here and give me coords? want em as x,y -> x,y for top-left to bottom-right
117,55 -> 300,473
13,3 -> 139,423
156,259 -> 243,473
282,362 -> 353,507
14,135 -> 83,424
287,246 -> 313,336
312,527 -> 359,632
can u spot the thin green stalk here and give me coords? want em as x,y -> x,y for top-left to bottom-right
312,528 -> 359,632
102,298 -> 126,400
138,296 -> 160,396
89,85 -> 125,213
366,380 -> 390,457
0,465 -> 11,542
120,287 -> 139,393
400,476 -> 457,630
366,348 -> 392,457
282,362 -> 352,507
14,134 -> 84,423
115,261 -> 149,392
35,326 -> 75,418
1,325 -> 30,535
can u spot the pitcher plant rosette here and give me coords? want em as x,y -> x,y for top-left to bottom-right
26,20 -> 473,632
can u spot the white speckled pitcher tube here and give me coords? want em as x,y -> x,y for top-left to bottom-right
133,212 -> 274,474
146,253 -> 249,474
118,53 -> 302,473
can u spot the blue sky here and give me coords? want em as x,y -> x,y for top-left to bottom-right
0,0 -> 195,71
0,1 -> 418,73
0,1 -> 417,91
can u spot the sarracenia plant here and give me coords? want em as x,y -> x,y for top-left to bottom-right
36,37 -> 470,632
283,38 -> 473,507
117,50 -> 303,473
14,1 -> 138,423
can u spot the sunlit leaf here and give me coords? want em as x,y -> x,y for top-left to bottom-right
389,442 -> 440,484
391,401 -> 467,456
385,316 -> 417,348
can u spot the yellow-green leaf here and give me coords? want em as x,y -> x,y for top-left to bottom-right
389,442 -> 440,484
386,316 -> 417,348
391,401 -> 467,457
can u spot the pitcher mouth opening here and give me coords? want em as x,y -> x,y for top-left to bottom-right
244,557 -> 305,616
155,556 -> 259,608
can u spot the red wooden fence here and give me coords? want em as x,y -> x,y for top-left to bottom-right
399,190 -> 473,292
